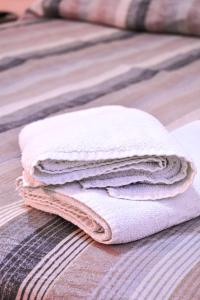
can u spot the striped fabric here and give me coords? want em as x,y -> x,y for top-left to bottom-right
29,0 -> 200,36
0,16 -> 200,299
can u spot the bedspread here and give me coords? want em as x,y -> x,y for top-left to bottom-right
0,17 -> 200,300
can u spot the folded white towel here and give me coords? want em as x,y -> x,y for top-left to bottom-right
20,106 -> 195,200
19,121 -> 200,244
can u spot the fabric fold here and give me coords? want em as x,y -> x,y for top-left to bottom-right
19,106 -> 195,201
19,121 -> 200,244
27,0 -> 200,37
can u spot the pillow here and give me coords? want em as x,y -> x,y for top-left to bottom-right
28,0 -> 200,36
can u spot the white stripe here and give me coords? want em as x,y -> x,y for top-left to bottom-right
106,227 -> 187,299
33,235 -> 93,300
16,228 -> 82,300
154,243 -> 200,299
94,224 -> 184,300
0,208 -> 31,227
0,200 -> 24,213
130,233 -> 200,299
0,204 -> 26,217
31,232 -> 88,300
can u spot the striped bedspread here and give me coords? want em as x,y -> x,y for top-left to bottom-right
0,17 -> 200,300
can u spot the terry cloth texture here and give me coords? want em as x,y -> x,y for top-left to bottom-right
28,0 -> 200,36
19,106 -> 195,201
20,116 -> 200,244
19,119 -> 199,244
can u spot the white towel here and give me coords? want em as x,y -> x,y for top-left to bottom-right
19,106 -> 195,201
19,120 -> 200,244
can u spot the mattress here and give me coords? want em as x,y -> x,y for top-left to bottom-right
0,16 -> 200,300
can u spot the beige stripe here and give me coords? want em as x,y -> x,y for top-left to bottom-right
0,35 -> 183,101
0,21 -> 83,45
0,36 -> 182,114
0,37 -> 74,59
0,46 -> 133,99
59,0 -> 82,19
0,33 -> 134,97
168,107 -> 200,130
0,65 -> 132,117
1,20 -> 104,51
0,159 -> 22,207
169,262 -> 200,300
153,89 -> 200,124
130,231 -> 200,299
136,62 -> 200,110
0,27 -> 118,59
94,0 -> 118,27
176,1 -> 195,33
0,34 -> 175,101
1,26 -> 76,51
125,41 -> 200,68
79,59 -> 200,127
0,54 -> 135,103
0,129 -> 21,164
28,0 -> 43,16
116,37 -> 193,66
188,0 -> 200,36
0,20 -> 106,44
47,241 -> 131,300
182,263 -> 200,300
115,0 -> 133,27
155,247 -> 200,300
145,0 -> 167,32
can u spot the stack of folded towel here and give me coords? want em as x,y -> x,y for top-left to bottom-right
18,106 -> 200,244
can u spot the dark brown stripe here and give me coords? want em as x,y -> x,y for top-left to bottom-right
127,0 -> 152,30
43,0 -> 62,18
134,0 -> 152,30
0,210 -> 76,300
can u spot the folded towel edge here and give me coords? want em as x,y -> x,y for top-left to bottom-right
19,185 -> 113,244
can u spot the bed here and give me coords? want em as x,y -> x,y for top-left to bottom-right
0,7 -> 200,300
